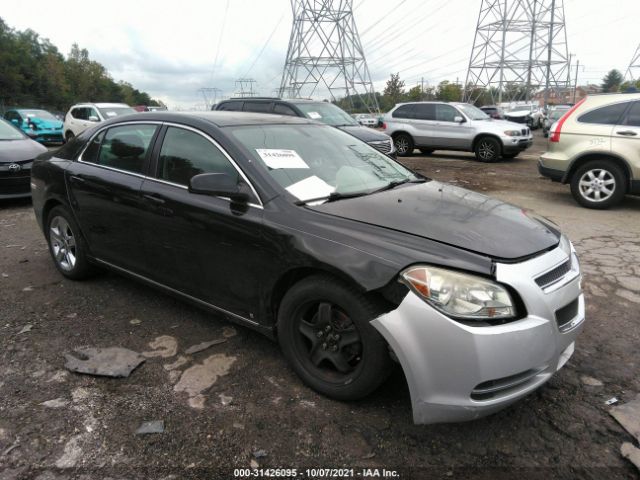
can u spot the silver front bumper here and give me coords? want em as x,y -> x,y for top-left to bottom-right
371,242 -> 584,424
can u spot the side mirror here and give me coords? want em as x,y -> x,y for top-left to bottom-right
454,116 -> 465,123
189,173 -> 249,203
88,115 -> 100,122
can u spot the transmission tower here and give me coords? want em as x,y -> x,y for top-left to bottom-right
625,44 -> 640,81
463,0 -> 570,106
279,0 -> 379,113
198,87 -> 222,110
234,78 -> 258,97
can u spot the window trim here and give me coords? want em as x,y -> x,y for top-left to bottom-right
622,101 -> 640,127
76,121 -> 263,209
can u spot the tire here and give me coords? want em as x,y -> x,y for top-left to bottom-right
393,133 -> 414,157
45,205 -> 95,280
65,131 -> 75,142
570,160 -> 626,209
419,148 -> 434,155
474,137 -> 501,162
277,275 -> 393,401
502,152 -> 519,159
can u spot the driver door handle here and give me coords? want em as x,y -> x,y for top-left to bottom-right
617,130 -> 637,136
143,193 -> 165,205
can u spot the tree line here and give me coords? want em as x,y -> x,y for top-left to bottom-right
0,17 -> 162,114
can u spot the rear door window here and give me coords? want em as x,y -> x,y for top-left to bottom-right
578,102 -> 630,125
413,104 -> 436,121
392,104 -> 415,119
81,131 -> 106,164
243,102 -> 273,113
623,102 -> 640,127
217,101 -> 243,111
96,124 -> 158,174
71,108 -> 87,120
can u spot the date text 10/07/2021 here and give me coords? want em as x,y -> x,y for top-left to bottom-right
233,468 -> 401,478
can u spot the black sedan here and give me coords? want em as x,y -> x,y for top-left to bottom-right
32,112 -> 583,424
0,118 -> 48,199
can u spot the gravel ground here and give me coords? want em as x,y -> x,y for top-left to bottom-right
1,133 -> 639,480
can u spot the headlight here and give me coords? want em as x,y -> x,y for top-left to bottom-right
400,266 -> 516,321
504,130 -> 521,136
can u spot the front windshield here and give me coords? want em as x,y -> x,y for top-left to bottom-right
510,106 -> 532,112
230,124 -> 419,203
457,104 -> 489,120
21,110 -> 57,120
550,109 -> 569,120
0,120 -> 25,140
97,106 -> 136,119
295,103 -> 359,126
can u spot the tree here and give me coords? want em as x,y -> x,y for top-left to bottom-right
436,81 -> 462,102
601,69 -> 624,93
406,85 -> 423,102
382,73 -> 405,110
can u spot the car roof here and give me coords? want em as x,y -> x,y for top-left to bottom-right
72,103 -> 131,108
107,111 -> 319,127
219,97 -> 326,105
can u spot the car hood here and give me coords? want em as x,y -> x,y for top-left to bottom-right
309,181 -> 560,261
336,125 -> 390,142
29,117 -> 63,130
504,111 -> 531,118
0,138 -> 48,163
480,118 -> 532,130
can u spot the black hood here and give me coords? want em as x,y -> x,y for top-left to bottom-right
0,138 -> 47,163
310,181 -> 560,261
336,125 -> 390,142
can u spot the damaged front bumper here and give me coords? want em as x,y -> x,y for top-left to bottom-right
371,242 -> 584,424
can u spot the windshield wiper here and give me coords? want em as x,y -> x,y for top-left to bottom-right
294,190 -> 370,205
371,177 -> 425,194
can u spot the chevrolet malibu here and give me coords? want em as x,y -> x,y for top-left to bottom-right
31,112 -> 584,424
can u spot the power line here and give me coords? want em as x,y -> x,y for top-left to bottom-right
243,14 -> 285,78
209,0 -> 231,85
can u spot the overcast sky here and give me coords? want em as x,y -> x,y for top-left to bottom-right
2,0 -> 639,109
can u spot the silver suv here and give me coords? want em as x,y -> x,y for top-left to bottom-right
383,101 -> 534,162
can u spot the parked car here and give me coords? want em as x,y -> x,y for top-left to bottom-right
0,118 -> 47,199
479,105 -> 504,119
133,105 -> 168,112
542,105 -> 572,137
354,113 -> 377,127
32,111 -> 584,424
383,101 -> 533,161
539,93 -> 640,209
503,104 -> 545,129
63,103 -> 135,140
4,109 -> 64,144
214,98 -> 395,157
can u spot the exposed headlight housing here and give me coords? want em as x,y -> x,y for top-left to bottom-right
400,266 -> 516,321
504,130 -> 521,136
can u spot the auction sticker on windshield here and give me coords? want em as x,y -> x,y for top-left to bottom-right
256,149 -> 309,170
307,112 -> 322,119
285,175 -> 334,200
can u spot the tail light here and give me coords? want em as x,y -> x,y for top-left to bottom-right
382,122 -> 387,130
550,98 -> 586,143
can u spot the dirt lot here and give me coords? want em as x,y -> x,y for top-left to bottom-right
1,133 -> 639,479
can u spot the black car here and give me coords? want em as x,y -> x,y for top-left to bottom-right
214,97 -> 395,157
0,118 -> 48,199
32,111 -> 584,424
479,105 -> 504,119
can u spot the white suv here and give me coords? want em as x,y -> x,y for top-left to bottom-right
63,103 -> 135,141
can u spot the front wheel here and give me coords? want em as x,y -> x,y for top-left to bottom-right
570,160 -> 626,209
65,131 -> 75,142
393,133 -> 414,157
277,275 -> 393,401
46,205 -> 95,279
475,137 -> 501,162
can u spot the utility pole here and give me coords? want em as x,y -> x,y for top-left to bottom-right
279,0 -> 379,114
421,77 -> 425,100
573,59 -> 580,103
464,0 -> 570,105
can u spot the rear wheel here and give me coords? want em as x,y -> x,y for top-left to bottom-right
419,148 -> 434,155
475,137 -> 501,162
46,205 -> 95,279
65,131 -> 75,142
393,133 -> 414,157
570,160 -> 626,209
277,275 -> 392,401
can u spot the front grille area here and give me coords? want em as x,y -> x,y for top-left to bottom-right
556,298 -> 579,331
535,258 -> 572,289
506,115 -> 527,124
0,175 -> 31,194
369,140 -> 392,154
521,128 -> 530,136
471,368 -> 544,401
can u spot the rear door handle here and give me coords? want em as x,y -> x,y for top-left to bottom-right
69,175 -> 86,184
617,130 -> 638,136
143,193 -> 165,205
